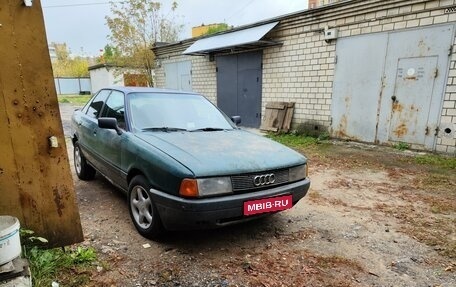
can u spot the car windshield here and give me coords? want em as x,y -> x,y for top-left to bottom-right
128,92 -> 235,132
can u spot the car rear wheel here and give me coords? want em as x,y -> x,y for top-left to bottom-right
128,175 -> 164,239
74,142 -> 96,180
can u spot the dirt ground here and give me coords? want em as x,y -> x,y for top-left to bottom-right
60,103 -> 455,287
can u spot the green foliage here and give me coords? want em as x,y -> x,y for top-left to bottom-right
25,246 -> 96,286
97,44 -> 122,64
70,246 -> 97,264
106,0 -> 183,86
267,133 -> 319,148
317,132 -> 330,141
20,229 -> 97,287
51,42 -> 90,77
414,154 -> 456,169
20,229 -> 48,245
393,142 -> 410,151
57,95 -> 91,104
26,247 -> 67,285
205,23 -> 229,35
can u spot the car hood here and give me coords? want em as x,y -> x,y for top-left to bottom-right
134,130 -> 306,177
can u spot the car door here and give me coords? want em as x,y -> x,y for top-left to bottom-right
78,89 -> 111,169
96,90 -> 128,189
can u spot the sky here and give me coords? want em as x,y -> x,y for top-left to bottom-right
41,0 -> 309,56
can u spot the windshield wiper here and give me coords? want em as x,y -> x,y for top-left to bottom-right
189,127 -> 226,132
142,127 -> 188,132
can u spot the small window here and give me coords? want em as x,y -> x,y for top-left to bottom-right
86,90 -> 111,119
101,90 -> 126,129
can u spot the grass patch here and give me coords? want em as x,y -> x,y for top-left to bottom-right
25,246 -> 97,286
414,154 -> 456,170
266,133 -> 322,148
393,142 -> 410,151
58,94 -> 91,105
21,230 -> 98,287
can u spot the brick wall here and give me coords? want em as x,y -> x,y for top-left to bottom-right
262,0 -> 456,154
154,0 -> 456,154
438,34 -> 456,154
154,48 -> 217,104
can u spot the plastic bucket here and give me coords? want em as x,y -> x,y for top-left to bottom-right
0,216 -> 21,265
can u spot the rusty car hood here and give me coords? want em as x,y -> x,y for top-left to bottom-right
134,129 -> 306,177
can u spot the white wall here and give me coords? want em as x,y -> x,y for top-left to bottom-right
89,67 -> 124,94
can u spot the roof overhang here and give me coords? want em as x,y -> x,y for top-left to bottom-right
183,21 -> 280,55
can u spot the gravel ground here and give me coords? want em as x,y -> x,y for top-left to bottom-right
59,103 -> 455,287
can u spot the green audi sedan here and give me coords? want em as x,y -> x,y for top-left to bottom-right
71,87 -> 310,239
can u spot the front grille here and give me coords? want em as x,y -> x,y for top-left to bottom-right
231,169 -> 289,192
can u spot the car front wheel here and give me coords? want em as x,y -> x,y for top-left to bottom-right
128,175 -> 164,239
74,142 -> 96,180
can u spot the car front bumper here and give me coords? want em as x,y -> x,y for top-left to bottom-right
150,178 -> 310,230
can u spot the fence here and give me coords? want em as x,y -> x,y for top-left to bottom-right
54,77 -> 91,95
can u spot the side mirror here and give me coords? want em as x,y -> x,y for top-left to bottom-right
231,116 -> 241,125
98,117 -> 123,135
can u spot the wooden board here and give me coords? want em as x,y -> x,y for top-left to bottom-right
0,0 -> 83,247
282,102 -> 295,132
260,102 -> 295,133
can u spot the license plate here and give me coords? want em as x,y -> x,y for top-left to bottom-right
243,195 -> 293,216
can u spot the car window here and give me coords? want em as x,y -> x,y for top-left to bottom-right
128,92 -> 234,131
86,90 -> 111,119
80,98 -> 91,114
101,90 -> 126,129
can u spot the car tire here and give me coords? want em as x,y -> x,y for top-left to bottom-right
128,175 -> 164,239
74,142 -> 96,180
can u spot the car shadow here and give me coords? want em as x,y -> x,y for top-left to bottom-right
157,214 -> 290,252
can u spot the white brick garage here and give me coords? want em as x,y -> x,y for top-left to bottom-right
153,0 -> 456,154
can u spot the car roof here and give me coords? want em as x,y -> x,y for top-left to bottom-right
103,86 -> 200,96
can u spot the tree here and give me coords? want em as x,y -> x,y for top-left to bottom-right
97,44 -> 120,64
205,23 -> 230,36
106,0 -> 182,86
50,42 -> 90,77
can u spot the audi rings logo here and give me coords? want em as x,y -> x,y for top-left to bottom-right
253,173 -> 276,187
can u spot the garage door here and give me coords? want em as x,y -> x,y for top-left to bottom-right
332,24 -> 454,149
216,51 -> 263,128
164,61 -> 192,91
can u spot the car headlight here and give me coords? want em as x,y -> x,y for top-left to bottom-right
179,177 -> 232,197
289,164 -> 308,182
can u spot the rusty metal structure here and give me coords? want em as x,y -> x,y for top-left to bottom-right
0,0 -> 83,246
332,24 -> 453,150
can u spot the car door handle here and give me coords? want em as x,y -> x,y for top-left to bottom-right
93,130 -> 97,136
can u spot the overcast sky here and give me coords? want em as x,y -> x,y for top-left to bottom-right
41,0 -> 309,56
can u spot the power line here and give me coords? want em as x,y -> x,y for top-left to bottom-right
42,1 -> 124,8
226,0 -> 257,22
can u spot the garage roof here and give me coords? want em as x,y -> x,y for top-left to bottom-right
183,21 -> 280,55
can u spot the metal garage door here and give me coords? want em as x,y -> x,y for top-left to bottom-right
216,51 -> 262,128
332,33 -> 388,142
164,61 -> 192,91
387,56 -> 438,144
332,24 -> 454,149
